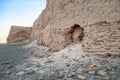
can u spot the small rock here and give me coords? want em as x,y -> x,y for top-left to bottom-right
39,75 -> 44,80
117,75 -> 120,80
101,76 -> 110,80
76,69 -> 82,74
34,54 -> 44,58
89,64 -> 96,68
67,78 -> 73,80
27,70 -> 34,74
97,70 -> 107,76
63,77 -> 67,80
24,68 -> 35,74
7,65 -> 13,68
44,60 -> 54,63
1,61 -> 9,65
5,70 -> 11,75
36,64 -> 41,67
69,65 -> 76,71
50,72 -> 55,76
103,69 -> 107,71
55,63 -> 67,71
77,75 -> 87,80
112,65 -> 117,69
109,71 -> 116,75
84,68 -> 93,73
106,67 -> 112,71
67,72 -> 75,78
88,70 -> 96,75
16,71 -> 25,77
36,70 -> 45,74
64,68 -> 70,73
62,55 -> 68,59
57,71 -> 64,78
81,55 -> 85,58
66,63 -> 70,67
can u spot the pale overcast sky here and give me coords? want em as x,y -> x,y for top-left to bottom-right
0,0 -> 46,43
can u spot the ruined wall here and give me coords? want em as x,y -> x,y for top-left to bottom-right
7,26 -> 32,43
30,0 -> 63,41
83,21 -> 120,54
31,0 -> 120,54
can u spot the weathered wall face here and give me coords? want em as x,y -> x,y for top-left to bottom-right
31,0 -> 120,54
30,0 -> 63,41
7,26 -> 32,43
83,21 -> 120,54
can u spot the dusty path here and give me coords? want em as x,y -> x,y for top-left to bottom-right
0,43 -> 32,80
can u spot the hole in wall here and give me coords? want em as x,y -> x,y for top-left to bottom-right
68,24 -> 84,43
106,53 -> 112,57
82,44 -> 85,47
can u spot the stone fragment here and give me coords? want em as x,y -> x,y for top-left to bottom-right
88,70 -> 96,75
68,78 -> 73,80
7,65 -> 13,68
64,68 -> 70,73
37,70 -> 45,74
76,69 -> 82,74
57,71 -> 64,78
97,70 -> 107,76
101,76 -> 110,80
1,61 -> 9,65
89,64 -> 96,68
77,75 -> 87,80
84,68 -> 93,73
5,70 -> 11,75
44,60 -> 54,63
106,67 -> 112,71
16,71 -> 25,77
24,68 -> 35,74
67,72 -> 75,78
109,71 -> 116,75
39,75 -> 44,80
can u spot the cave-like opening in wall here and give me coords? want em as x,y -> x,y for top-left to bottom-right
70,24 -> 84,43
66,24 -> 85,44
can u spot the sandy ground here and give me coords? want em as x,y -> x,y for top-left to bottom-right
0,41 -> 120,80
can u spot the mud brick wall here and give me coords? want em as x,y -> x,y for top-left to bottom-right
83,21 -> 120,55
